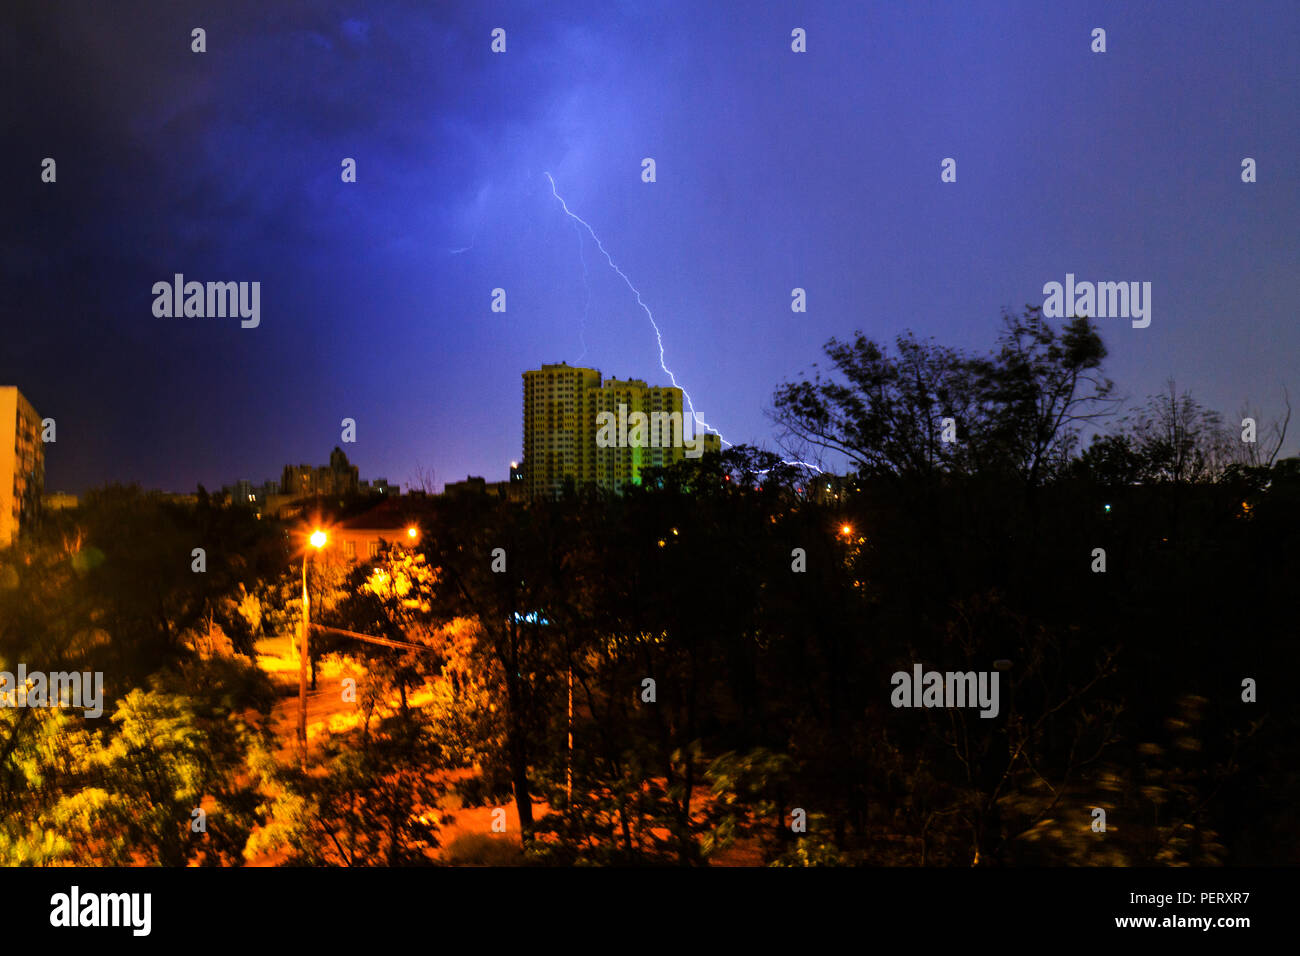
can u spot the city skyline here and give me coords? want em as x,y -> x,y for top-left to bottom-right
12,357 -> 726,498
5,1 -> 1298,497
16,356 -> 729,500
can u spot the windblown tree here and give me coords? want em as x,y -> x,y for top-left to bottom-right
324,546 -> 441,719
1232,389 -> 1291,469
770,332 -> 983,481
769,310 -> 1116,490
1,672 -> 272,866
981,309 -> 1118,489
17,485 -> 290,674
1127,380 -> 1237,484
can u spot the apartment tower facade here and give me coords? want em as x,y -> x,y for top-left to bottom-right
522,363 -> 718,496
0,387 -> 45,547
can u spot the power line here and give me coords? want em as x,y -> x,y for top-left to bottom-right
309,623 -> 433,654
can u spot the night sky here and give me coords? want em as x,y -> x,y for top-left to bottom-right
4,1 -> 1297,495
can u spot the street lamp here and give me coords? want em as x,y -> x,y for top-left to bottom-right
299,529 -> 326,755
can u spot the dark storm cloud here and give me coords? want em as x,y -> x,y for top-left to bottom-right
3,1 -> 1297,494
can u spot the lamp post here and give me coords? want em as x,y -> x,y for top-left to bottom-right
299,529 -> 327,756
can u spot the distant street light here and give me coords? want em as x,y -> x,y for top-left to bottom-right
299,529 -> 326,756
407,526 -> 418,541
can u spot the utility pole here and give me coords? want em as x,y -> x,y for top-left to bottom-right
567,657 -> 574,805
562,631 -> 573,808
298,547 -> 310,757
299,529 -> 326,760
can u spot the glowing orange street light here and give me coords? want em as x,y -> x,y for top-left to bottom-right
407,526 -> 418,540
840,523 -> 853,537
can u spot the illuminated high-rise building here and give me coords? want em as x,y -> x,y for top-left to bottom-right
585,377 -> 688,489
522,363 -> 601,497
522,363 -> 718,496
0,387 -> 45,547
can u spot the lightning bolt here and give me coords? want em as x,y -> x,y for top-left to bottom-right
448,223 -> 477,255
543,172 -> 825,477
544,171 -> 726,444
761,460 -> 825,476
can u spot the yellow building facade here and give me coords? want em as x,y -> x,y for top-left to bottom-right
522,364 -> 719,496
0,387 -> 45,547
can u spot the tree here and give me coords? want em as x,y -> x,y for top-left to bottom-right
1128,380 -> 1233,484
770,331 -> 982,481
1232,389 -> 1292,468
250,711 -> 446,866
2,672 -> 271,866
983,309 -> 1117,490
769,310 -> 1116,490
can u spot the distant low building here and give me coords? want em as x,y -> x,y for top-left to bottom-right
264,493 -> 303,519
223,479 -> 281,517
444,474 -> 513,500
42,492 -> 79,511
331,499 -> 422,562
281,447 -> 360,498
445,475 -> 486,496
802,473 -> 859,505
232,479 -> 257,506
